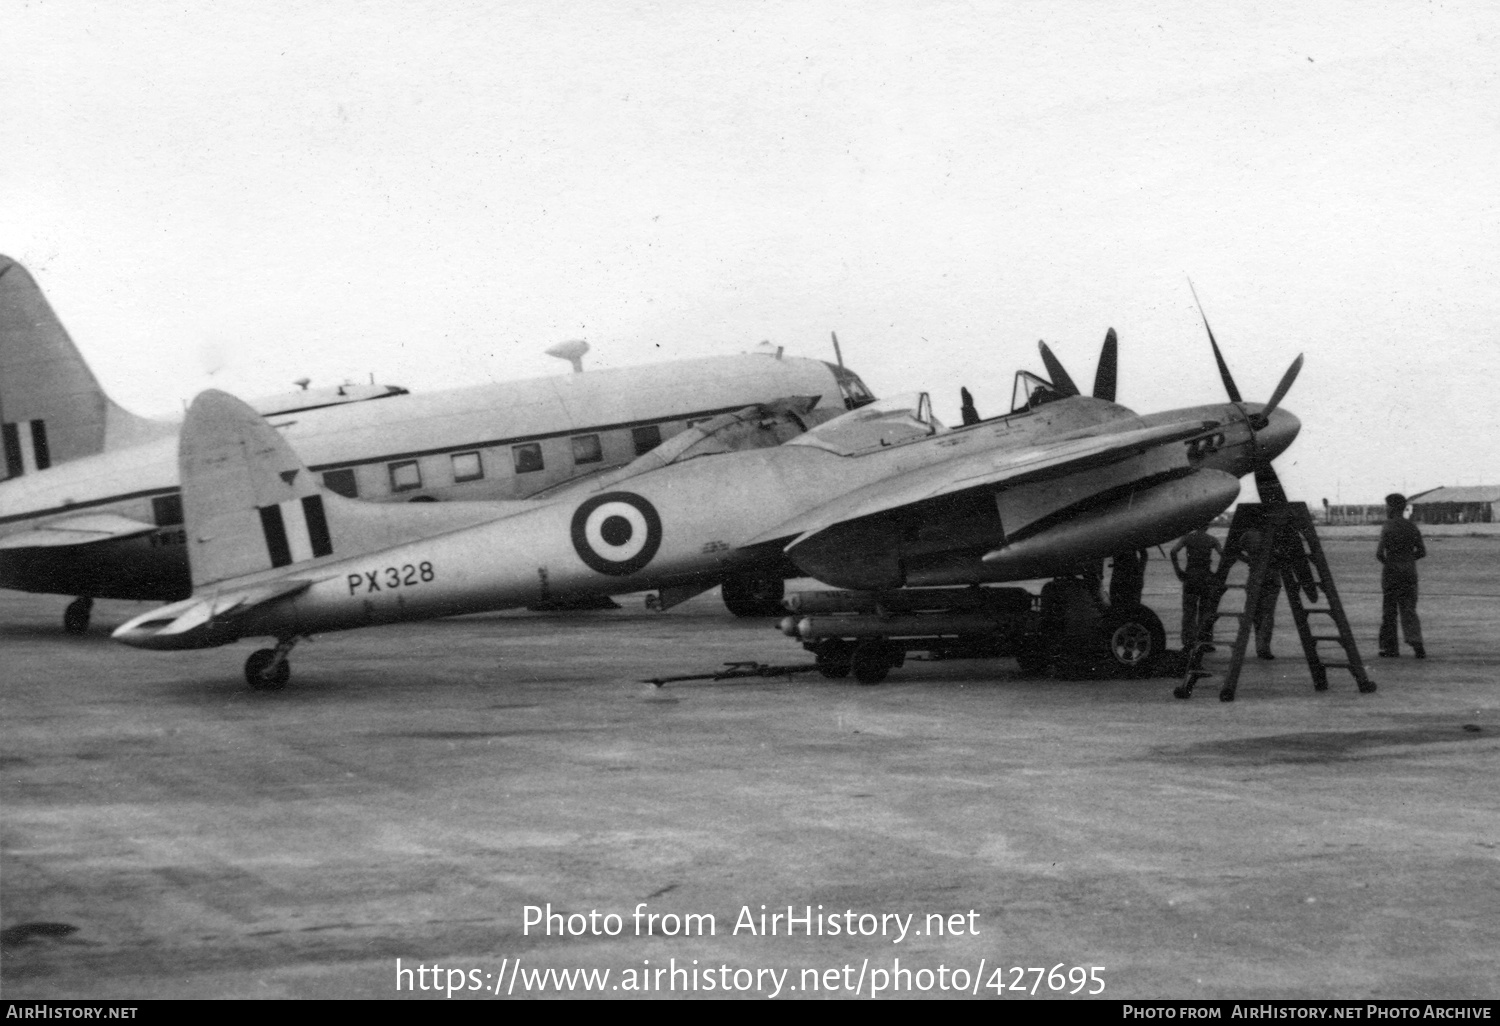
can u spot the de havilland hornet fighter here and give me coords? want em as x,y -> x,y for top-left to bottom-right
0,255 -> 876,629
114,316 -> 1304,690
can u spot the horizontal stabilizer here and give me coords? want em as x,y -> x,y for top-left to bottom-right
0,513 -> 155,550
750,420 -> 1210,552
113,578 -> 315,650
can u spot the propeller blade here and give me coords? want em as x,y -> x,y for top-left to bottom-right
1188,280 -> 1241,403
1092,327 -> 1118,402
1255,465 -> 1289,507
1262,353 -> 1303,417
1037,340 -> 1080,397
959,386 -> 980,425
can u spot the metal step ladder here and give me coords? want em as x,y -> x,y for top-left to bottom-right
1175,502 -> 1375,701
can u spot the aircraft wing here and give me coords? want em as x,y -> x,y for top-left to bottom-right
0,513 -> 157,549
747,419 -> 1211,550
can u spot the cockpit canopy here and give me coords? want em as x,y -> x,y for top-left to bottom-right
788,392 -> 946,455
1010,370 -> 1067,414
824,362 -> 878,410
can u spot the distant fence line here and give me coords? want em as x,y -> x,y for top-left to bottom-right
1318,502 -> 1494,525
1324,504 -> 1387,525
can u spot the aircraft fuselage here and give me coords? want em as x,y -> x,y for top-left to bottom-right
116,393 -> 1300,650
1,353 -> 866,600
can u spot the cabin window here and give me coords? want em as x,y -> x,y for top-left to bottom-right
152,494 -> 184,526
632,424 -> 662,455
512,443 -> 544,474
389,460 -> 422,492
323,468 -> 358,498
451,451 -> 484,483
571,434 -> 602,465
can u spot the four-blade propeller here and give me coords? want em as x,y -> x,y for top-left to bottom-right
1032,296 -> 1302,506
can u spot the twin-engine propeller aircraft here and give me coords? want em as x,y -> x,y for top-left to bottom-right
114,321 -> 1304,690
0,256 -> 876,629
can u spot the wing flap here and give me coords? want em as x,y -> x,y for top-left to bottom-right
746,420 -> 1210,550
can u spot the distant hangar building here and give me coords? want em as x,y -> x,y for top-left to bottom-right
1408,486 -> 1500,525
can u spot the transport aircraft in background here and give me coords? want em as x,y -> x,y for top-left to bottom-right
0,255 -> 876,630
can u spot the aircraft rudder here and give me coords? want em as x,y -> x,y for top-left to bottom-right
181,389 -> 329,587
0,256 -> 167,479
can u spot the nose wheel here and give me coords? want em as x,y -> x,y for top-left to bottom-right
245,638 -> 298,690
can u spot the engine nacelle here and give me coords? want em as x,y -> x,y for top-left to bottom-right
979,469 -> 1240,580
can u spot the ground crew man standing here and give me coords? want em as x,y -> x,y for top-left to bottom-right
1235,527 -> 1281,659
1170,527 -> 1223,650
1377,492 -> 1426,658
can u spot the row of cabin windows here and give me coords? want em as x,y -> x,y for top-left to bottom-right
320,424 -> 666,499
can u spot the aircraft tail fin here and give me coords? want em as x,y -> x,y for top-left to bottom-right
0,256 -> 171,480
181,389 -> 512,589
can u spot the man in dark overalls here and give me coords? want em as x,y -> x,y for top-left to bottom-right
1234,526 -> 1282,660
1170,527 -> 1222,650
1376,492 -> 1426,658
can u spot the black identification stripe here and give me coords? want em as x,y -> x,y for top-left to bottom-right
258,505 -> 293,568
2,423 -> 22,478
30,419 -> 50,470
302,495 -> 333,557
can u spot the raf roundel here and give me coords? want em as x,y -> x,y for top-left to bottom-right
570,492 -> 663,576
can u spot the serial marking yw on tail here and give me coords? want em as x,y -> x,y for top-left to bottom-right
0,255 -> 876,629
114,323 -> 1305,690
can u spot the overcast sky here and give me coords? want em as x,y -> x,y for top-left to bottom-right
5,0 -> 1497,502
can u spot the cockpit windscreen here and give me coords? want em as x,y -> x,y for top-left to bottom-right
788,392 -> 945,455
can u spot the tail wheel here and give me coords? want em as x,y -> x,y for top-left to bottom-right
245,649 -> 290,691
720,572 -> 785,618
850,639 -> 895,685
1101,605 -> 1166,678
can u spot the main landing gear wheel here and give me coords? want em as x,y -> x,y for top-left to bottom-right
1101,605 -> 1166,679
720,572 -> 786,618
850,639 -> 897,685
63,597 -> 93,635
245,648 -> 291,691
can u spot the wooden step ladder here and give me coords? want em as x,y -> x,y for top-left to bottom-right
1174,502 -> 1375,701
